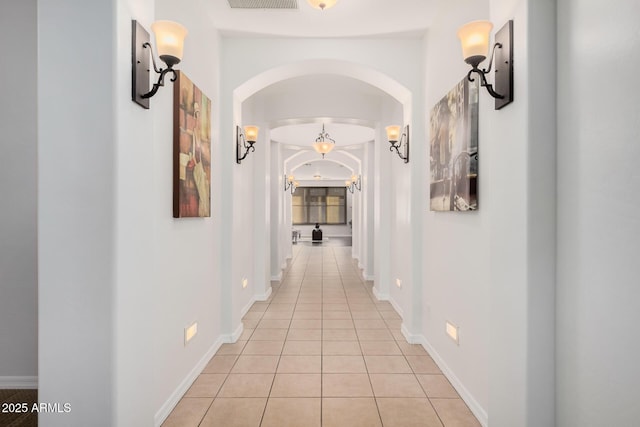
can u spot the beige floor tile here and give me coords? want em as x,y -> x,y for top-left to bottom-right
406,356 -> 441,374
239,328 -> 254,341
323,373 -> 374,397
261,398 -> 321,427
199,398 -> 267,427
323,303 -> 350,311
292,311 -> 322,320
322,398 -> 382,427
349,304 -> 378,312
216,341 -> 247,355
231,355 -> 280,373
360,341 -> 402,355
397,341 -> 429,355
203,355 -> 238,374
417,374 -> 459,398
242,311 -> 263,320
290,318 -> 322,329
364,356 -> 413,374
323,329 -> 358,341
257,319 -> 291,329
391,329 -> 406,341
296,303 -> 322,311
267,303 -> 295,312
322,341 -> 362,355
277,355 -> 321,373
369,374 -> 426,397
242,340 -> 284,355
286,328 -> 322,341
357,329 -> 395,341
249,302 -> 269,311
242,318 -> 259,329
161,397 -> 212,427
431,398 -> 481,427
261,310 -> 294,320
184,374 -> 227,398
351,311 -> 383,320
376,398 -> 443,427
380,311 -> 402,320
322,310 -> 353,319
354,319 -> 389,329
323,319 -> 355,329
270,373 -> 321,397
217,373 -> 274,397
250,328 -> 288,341
282,340 -> 322,355
323,355 -> 367,373
385,319 -> 403,330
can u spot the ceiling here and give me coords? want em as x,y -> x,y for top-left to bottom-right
212,0 -> 438,38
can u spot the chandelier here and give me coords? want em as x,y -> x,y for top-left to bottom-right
312,124 -> 336,159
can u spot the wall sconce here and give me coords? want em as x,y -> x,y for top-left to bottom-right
457,20 -> 513,110
345,174 -> 362,193
236,125 -> 259,164
132,20 -> 188,109
386,125 -> 409,163
307,0 -> 338,10
284,174 -> 298,194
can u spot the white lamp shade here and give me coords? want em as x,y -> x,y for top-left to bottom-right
351,175 -> 358,182
288,175 -> 295,183
151,20 -> 188,64
243,126 -> 259,143
307,0 -> 338,10
345,180 -> 352,187
386,125 -> 401,142
457,20 -> 493,64
313,141 -> 335,155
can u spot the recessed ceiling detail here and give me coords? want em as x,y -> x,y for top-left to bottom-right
227,0 -> 298,9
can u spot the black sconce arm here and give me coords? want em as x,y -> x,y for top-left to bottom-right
140,42 -> 177,99
466,42 -> 505,100
237,140 -> 255,162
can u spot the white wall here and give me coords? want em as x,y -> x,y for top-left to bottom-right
557,0 -> 640,425
38,0 -> 117,424
421,1 -> 557,425
421,1 -> 491,421
38,0 -> 223,425
0,0 -> 38,387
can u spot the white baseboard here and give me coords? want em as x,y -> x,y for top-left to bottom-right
154,337 -> 224,427
271,271 -> 283,281
255,286 -> 272,301
387,296 -> 404,318
223,323 -> 244,344
372,286 -> 389,302
0,376 -> 38,389
406,331 -> 488,427
240,297 -> 255,319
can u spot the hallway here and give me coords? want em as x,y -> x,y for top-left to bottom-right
162,246 -> 480,426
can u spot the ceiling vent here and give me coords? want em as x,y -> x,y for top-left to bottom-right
227,0 -> 298,8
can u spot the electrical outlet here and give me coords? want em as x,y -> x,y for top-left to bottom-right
185,322 -> 198,345
445,321 -> 459,345
242,278 -> 248,289
395,278 -> 402,288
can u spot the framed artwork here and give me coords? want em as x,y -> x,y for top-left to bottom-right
429,76 -> 479,211
173,71 -> 212,218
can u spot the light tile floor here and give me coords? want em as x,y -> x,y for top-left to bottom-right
163,246 -> 481,427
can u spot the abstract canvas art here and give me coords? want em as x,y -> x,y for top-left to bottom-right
429,77 -> 479,211
173,71 -> 212,218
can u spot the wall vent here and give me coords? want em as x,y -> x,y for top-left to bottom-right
228,0 -> 298,9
